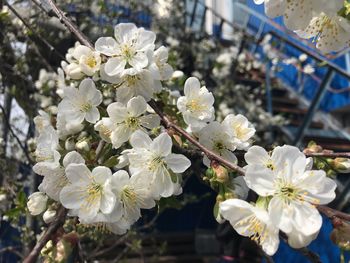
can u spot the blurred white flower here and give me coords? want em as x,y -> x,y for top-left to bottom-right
149,46 -> 173,80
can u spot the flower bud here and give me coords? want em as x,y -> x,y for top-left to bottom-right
75,140 -> 90,152
330,158 -> 350,173
43,209 -> 56,224
27,192 -> 48,215
213,165 -> 229,183
65,138 -> 75,151
330,221 -> 350,251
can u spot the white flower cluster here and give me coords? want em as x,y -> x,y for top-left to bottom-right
219,145 -> 337,255
176,76 -> 256,167
29,23 -> 190,233
28,22 -> 339,257
255,0 -> 350,53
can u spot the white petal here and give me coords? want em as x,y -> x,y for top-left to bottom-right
85,107 -> 100,123
92,166 -> 112,184
59,184 -> 85,209
130,130 -> 152,149
63,151 -> 85,167
105,57 -> 126,76
100,186 -> 116,214
65,163 -> 91,185
165,154 -> 191,173
139,114 -> 160,129
244,146 -> 270,166
127,96 -> 147,117
107,102 -> 128,123
151,132 -> 172,156
184,77 -> 200,97
95,37 -> 118,56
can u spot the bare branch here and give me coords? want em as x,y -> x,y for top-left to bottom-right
0,103 -> 33,164
23,206 -> 67,263
35,0 -> 93,49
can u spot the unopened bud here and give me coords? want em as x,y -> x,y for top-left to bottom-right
27,192 -> 48,215
65,138 -> 75,151
213,165 -> 229,183
330,158 -> 350,173
75,140 -> 90,152
304,143 -> 323,154
330,221 -> 350,251
43,209 -> 56,224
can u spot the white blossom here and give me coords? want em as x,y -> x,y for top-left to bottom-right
198,121 -> 237,167
104,96 -> 160,149
127,131 -> 191,198
33,126 -> 61,176
60,164 -> 116,221
177,77 -> 215,131
58,78 -> 102,124
62,44 -> 101,79
244,145 -> 337,237
100,68 -> 160,103
110,170 -> 156,224
38,151 -> 85,201
148,46 -> 173,80
220,199 -> 280,256
222,114 -> 255,150
95,23 -> 155,76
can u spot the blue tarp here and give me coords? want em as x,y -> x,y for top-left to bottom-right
245,0 -> 350,112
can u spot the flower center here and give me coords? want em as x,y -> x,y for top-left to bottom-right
186,99 -> 204,112
233,123 -> 246,140
80,103 -> 92,112
121,44 -> 135,61
238,215 -> 267,245
121,186 -> 137,206
266,160 -> 275,171
126,116 -> 140,129
148,156 -> 164,171
82,183 -> 102,211
85,56 -> 97,68
214,141 -> 225,152
125,75 -> 140,86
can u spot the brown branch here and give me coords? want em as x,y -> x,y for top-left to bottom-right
23,206 -> 67,263
33,0 -> 94,49
305,152 -> 350,159
317,205 -> 350,222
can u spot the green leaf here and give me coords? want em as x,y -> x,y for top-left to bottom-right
103,155 -> 119,168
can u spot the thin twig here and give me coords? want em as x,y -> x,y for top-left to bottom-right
36,0 -> 93,49
23,206 -> 67,263
5,1 -> 65,62
0,103 -> 33,164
